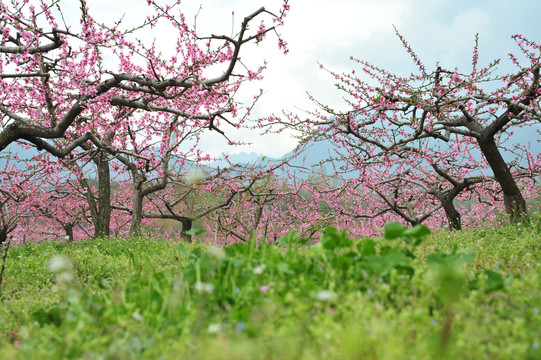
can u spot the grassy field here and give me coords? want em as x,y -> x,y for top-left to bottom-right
0,222 -> 540,359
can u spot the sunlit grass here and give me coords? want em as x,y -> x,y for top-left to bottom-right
0,222 -> 539,359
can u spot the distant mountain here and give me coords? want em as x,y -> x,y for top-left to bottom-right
281,140 -> 339,168
228,152 -> 262,163
2,126 -> 537,180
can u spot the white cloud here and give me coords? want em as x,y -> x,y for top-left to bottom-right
63,0 -> 539,158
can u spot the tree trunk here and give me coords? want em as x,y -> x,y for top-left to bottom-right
94,154 -> 111,238
253,205 -> 263,232
441,199 -> 461,231
180,218 -> 192,242
129,177 -> 144,237
80,152 -> 112,239
476,137 -> 527,222
63,223 -> 74,242
0,227 -> 7,247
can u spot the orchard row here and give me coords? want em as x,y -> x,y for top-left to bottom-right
0,1 -> 539,245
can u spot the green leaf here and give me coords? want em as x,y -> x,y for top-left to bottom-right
379,245 -> 402,256
185,228 -> 206,237
190,247 -> 202,261
32,305 -> 64,327
427,247 -> 477,304
277,231 -> 308,245
232,258 -> 246,268
433,267 -> 465,304
484,269 -> 505,293
182,265 -> 196,284
332,254 -> 356,270
427,248 -> 475,269
277,262 -> 293,275
177,244 -> 189,258
467,277 -> 480,290
357,239 -> 376,258
403,224 -> 431,237
403,225 -> 431,245
320,227 -> 353,250
99,279 -> 111,289
367,252 -> 410,277
380,222 -> 405,240
226,243 -> 248,256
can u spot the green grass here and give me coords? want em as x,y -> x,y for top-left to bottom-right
0,222 -> 540,359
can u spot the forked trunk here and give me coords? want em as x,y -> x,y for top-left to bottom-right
442,200 -> 461,231
129,189 -> 144,237
81,153 -> 112,239
476,137 -> 527,222
63,224 -> 74,242
180,218 -> 192,242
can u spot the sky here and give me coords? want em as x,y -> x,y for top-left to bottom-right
83,0 -> 541,158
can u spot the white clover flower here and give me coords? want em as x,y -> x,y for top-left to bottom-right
253,264 -> 266,275
206,323 -> 222,334
194,282 -> 214,293
49,255 -> 72,273
56,271 -> 74,285
208,246 -> 226,260
132,311 -> 143,322
316,290 -> 337,302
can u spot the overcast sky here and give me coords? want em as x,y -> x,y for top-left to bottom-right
86,0 -> 541,158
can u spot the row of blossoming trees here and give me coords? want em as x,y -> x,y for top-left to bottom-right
0,0 -> 539,245
273,32 -> 541,235
0,0 -> 293,243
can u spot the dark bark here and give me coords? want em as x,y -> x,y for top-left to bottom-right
0,77 -> 122,152
441,200 -> 461,231
0,8 -> 277,153
79,152 -> 112,238
0,220 -> 16,247
94,154 -> 111,238
476,137 -> 527,222
0,31 -> 63,54
129,176 -> 145,237
456,67 -> 539,223
180,218 -> 193,242
253,205 -> 263,231
128,168 -> 170,237
63,223 -> 74,242
0,227 -> 8,247
428,165 -> 480,231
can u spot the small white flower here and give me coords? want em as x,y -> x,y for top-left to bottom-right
194,282 -> 214,293
208,246 -> 226,260
132,311 -> 143,322
49,256 -> 72,273
253,264 -> 266,275
207,323 -> 222,334
56,272 -> 74,284
316,290 -> 337,302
